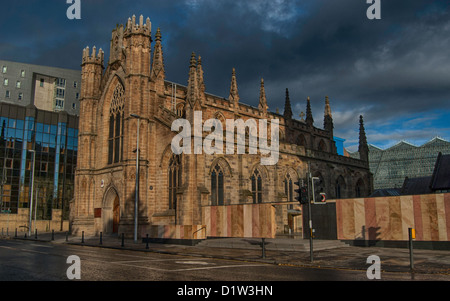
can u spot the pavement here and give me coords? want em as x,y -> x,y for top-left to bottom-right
3,231 -> 450,278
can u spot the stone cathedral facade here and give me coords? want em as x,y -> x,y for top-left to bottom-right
71,15 -> 372,238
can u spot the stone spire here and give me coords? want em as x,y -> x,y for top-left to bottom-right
151,27 -> 165,82
323,96 -> 333,134
186,52 -> 198,106
358,115 -> 369,162
229,68 -> 240,106
284,88 -> 293,120
324,96 -> 332,118
197,56 -> 206,103
258,78 -> 268,115
305,97 -> 314,127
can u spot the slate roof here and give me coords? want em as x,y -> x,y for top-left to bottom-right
399,153 -> 450,195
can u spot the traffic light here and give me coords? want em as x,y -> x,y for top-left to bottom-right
294,180 -> 302,203
295,180 -> 308,204
300,187 -> 308,204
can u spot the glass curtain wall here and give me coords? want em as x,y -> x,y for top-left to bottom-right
0,104 -> 77,221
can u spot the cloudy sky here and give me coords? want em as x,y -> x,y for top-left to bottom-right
1,0 -> 450,151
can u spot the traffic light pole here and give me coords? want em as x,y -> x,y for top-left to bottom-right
307,163 -> 313,263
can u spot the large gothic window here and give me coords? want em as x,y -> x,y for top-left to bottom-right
168,155 -> 181,210
211,164 -> 224,206
251,169 -> 263,203
108,84 -> 125,164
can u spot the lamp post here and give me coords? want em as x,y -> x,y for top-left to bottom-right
28,150 -> 36,237
130,114 -> 140,243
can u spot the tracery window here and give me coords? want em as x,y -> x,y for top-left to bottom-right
251,169 -> 263,204
108,84 -> 125,164
211,164 -> 224,206
168,154 -> 182,210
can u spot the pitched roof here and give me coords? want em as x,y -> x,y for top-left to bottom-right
400,176 -> 432,195
430,153 -> 450,190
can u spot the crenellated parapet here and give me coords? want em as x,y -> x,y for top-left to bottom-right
124,14 -> 151,37
82,46 -> 104,66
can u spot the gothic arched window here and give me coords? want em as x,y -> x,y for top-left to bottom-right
108,84 -> 125,164
251,169 -> 263,203
284,174 -> 294,209
355,178 -> 365,198
335,175 -> 346,199
318,139 -> 327,152
211,164 -> 224,206
168,154 -> 182,210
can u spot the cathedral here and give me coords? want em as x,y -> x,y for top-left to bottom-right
71,15 -> 372,238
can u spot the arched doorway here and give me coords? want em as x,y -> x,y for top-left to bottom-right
112,196 -> 120,233
103,187 -> 120,235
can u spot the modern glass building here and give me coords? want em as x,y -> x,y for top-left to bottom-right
350,137 -> 450,190
0,102 -> 78,221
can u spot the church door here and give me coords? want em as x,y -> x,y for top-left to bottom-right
113,196 -> 120,233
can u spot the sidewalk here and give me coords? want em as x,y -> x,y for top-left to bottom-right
5,231 -> 450,277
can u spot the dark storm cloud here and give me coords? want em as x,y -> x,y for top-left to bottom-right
1,0 -> 449,149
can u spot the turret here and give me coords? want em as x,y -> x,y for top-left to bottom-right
123,15 -> 152,77
79,46 -> 104,171
81,46 -> 104,101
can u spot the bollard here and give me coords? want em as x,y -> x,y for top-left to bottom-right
51,230 -> 54,241
409,228 -> 415,272
121,233 -> 124,247
66,231 -> 68,242
35,229 -> 37,239
15,228 -> 17,238
261,238 -> 266,259
146,234 -> 149,250
100,232 -> 103,245
82,231 -> 85,244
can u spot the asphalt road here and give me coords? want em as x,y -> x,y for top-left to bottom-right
2,238 -> 449,283
2,238 -> 449,299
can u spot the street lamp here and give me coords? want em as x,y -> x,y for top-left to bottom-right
130,114 -> 140,243
28,150 -> 36,237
